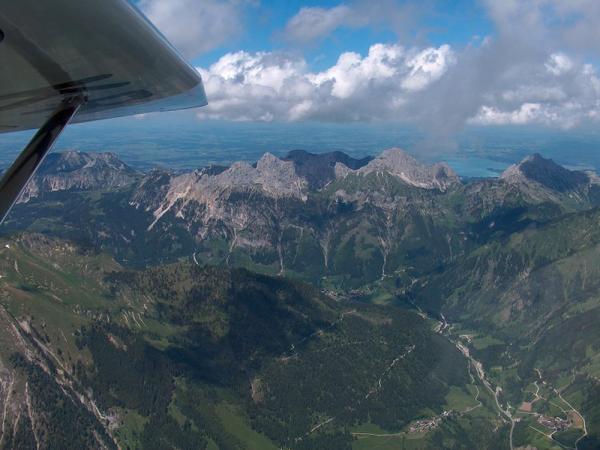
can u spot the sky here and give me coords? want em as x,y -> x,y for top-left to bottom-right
133,0 -> 600,138
5,0 -> 600,175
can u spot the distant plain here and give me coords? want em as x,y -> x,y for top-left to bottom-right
2,115 -> 600,177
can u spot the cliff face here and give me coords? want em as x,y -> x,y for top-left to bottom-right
130,152 -> 308,232
347,148 -> 460,191
123,148 -> 466,283
132,147 -> 461,230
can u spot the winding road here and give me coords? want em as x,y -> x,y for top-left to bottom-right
433,311 -> 589,450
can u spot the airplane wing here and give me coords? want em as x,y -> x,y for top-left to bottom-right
0,0 -> 206,132
0,0 -> 207,221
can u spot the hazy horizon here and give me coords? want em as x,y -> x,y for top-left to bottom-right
3,118 -> 600,178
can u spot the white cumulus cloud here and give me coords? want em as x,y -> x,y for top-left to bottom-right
401,45 -> 455,91
545,53 -> 574,76
138,0 -> 600,136
467,53 -> 600,129
472,103 -> 546,126
195,40 -> 600,130
197,43 -> 456,122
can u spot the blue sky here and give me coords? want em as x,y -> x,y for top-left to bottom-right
131,0 -> 600,133
189,0 -> 494,70
6,0 -> 600,173
4,1 -> 600,174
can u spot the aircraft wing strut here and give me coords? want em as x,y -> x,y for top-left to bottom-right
0,0 -> 207,222
0,97 -> 82,222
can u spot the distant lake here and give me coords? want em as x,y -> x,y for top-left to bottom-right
2,114 -> 600,177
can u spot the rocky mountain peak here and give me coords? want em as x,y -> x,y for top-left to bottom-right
141,152 -> 308,229
501,153 -> 590,192
18,151 -> 139,203
195,164 -> 228,177
256,152 -> 292,175
36,151 -> 133,175
337,147 -> 460,191
283,150 -> 373,189
208,152 -> 307,197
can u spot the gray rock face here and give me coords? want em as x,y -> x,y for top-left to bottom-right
9,149 -> 600,287
130,152 -> 308,230
283,150 -> 373,189
501,153 -> 591,192
133,149 -> 464,231
337,148 -> 460,191
17,151 -> 139,203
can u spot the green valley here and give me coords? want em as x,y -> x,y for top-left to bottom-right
0,149 -> 598,449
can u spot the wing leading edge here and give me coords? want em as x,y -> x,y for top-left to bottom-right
0,0 -> 207,133
0,0 -> 207,222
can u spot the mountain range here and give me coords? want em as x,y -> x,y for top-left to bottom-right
0,148 -> 598,449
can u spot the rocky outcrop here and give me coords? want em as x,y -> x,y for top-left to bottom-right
17,151 -> 139,203
283,150 -> 372,189
336,148 -> 460,191
501,153 -> 592,192
131,153 -> 308,230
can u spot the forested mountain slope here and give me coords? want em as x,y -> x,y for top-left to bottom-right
1,149 -> 599,449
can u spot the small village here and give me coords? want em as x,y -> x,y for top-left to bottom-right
536,415 -> 570,432
408,411 -> 453,434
